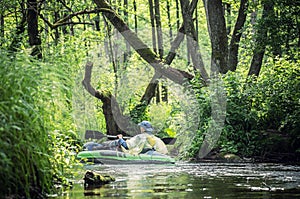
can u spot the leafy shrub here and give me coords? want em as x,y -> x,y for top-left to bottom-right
185,58 -> 300,159
223,58 -> 299,157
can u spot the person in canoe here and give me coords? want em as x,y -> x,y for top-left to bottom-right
116,121 -> 168,155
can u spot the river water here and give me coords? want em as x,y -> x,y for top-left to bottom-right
55,162 -> 300,198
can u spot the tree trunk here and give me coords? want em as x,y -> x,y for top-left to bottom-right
298,17 -> 300,48
154,0 -> 164,103
166,0 -> 173,40
162,0 -> 174,103
27,0 -> 42,58
180,0 -> 209,81
175,0 -> 180,29
204,0 -> 228,74
95,13 -> 100,31
54,11 -> 60,43
133,0 -> 137,33
224,3 -> 231,35
9,1 -> 27,52
148,0 -> 160,103
195,4 -> 199,41
228,0 -> 248,71
123,0 -> 130,63
148,0 -> 157,53
154,0 -> 163,59
82,62 -> 137,135
248,2 -> 273,76
0,14 -> 4,46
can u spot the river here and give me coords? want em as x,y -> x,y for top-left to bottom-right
54,162 -> 300,198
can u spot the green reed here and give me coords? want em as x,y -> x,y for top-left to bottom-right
0,50 -> 57,197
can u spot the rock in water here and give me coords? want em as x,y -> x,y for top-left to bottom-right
84,170 -> 115,189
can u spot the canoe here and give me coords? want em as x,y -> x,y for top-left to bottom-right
77,150 -> 175,164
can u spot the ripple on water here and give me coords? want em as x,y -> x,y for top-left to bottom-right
55,162 -> 300,199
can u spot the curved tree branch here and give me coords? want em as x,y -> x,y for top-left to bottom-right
93,0 -> 194,85
38,8 -> 110,29
82,61 -> 98,98
82,61 -> 137,135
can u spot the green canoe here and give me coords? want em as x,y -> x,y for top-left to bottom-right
77,150 -> 175,164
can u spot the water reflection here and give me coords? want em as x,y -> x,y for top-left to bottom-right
56,163 -> 300,198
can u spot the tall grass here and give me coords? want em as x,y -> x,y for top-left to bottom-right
0,38 -> 86,197
0,50 -> 54,197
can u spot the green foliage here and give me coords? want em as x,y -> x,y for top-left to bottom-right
149,103 -> 171,127
0,34 -> 86,197
223,58 -> 299,157
48,129 -> 83,189
185,58 -> 300,158
0,51 -> 54,197
179,76 -> 211,159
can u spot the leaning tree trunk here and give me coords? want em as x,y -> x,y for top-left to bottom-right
93,0 -> 193,85
228,0 -> 248,71
129,0 -> 200,121
89,0 -> 196,130
248,2 -> 273,77
204,0 -> 228,74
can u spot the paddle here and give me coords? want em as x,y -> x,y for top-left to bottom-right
85,130 -> 176,145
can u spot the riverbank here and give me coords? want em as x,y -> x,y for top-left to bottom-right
195,149 -> 300,165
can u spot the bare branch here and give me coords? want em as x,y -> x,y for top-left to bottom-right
52,9 -> 98,27
39,8 -> 112,29
57,0 -> 73,12
55,22 -> 94,27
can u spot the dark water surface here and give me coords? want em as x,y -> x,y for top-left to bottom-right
54,162 -> 300,198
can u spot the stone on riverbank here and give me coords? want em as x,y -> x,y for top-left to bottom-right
217,153 -> 242,162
